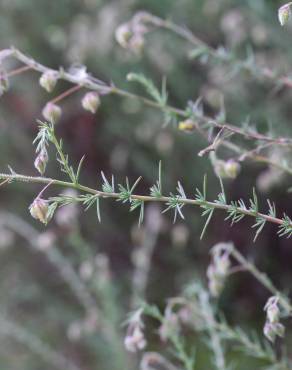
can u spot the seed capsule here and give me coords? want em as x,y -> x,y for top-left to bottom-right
81,92 -> 100,114
34,149 -> 49,175
42,102 -> 62,123
29,198 -> 49,224
39,71 -> 58,92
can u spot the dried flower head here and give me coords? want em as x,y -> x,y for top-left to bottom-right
39,71 -> 58,92
81,91 -> 100,114
29,198 -> 49,224
278,3 -> 292,26
34,148 -> 49,175
42,102 -> 62,123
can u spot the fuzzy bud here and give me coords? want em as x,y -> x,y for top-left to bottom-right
224,160 -> 241,179
29,198 -> 49,224
278,3 -> 292,26
42,102 -> 62,123
34,149 -> 49,175
81,92 -> 100,114
115,23 -> 132,48
39,71 -> 58,92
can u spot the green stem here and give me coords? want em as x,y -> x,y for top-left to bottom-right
0,172 -> 289,229
2,47 -> 292,176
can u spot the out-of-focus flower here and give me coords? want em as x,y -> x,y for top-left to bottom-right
263,296 -> 285,342
115,23 -> 132,48
278,3 -> 292,26
210,153 -> 240,179
34,148 -> 49,175
39,71 -> 58,92
263,321 -> 285,343
36,231 -> 56,251
264,296 -> 280,324
207,242 -> 231,297
224,159 -> 241,179
81,91 -> 100,113
42,102 -> 62,123
124,309 -> 147,353
29,198 -> 49,224
115,14 -> 149,54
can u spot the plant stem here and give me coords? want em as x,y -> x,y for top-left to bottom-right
0,172 -> 290,230
1,47 -> 292,176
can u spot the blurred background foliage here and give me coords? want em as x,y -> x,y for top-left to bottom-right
0,0 -> 291,369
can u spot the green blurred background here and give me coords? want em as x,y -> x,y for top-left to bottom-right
0,0 -> 291,369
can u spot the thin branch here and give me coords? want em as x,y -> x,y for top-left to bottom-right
1,47 -> 292,177
0,172 -> 290,231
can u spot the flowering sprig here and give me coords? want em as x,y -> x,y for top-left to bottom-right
1,47 -> 292,178
1,119 -> 292,241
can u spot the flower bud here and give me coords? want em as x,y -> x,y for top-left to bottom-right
39,71 -> 58,92
224,159 -> 241,179
81,92 -> 100,114
115,23 -> 132,48
278,3 -> 292,26
34,149 -> 49,175
42,102 -> 62,123
29,198 -> 49,224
